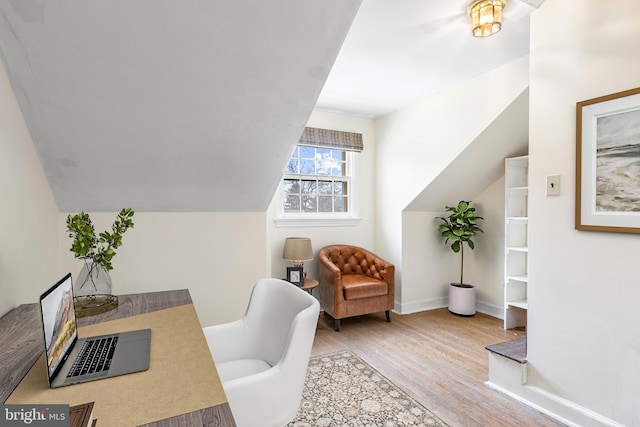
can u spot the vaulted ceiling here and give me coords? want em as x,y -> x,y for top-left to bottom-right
0,0 -> 541,212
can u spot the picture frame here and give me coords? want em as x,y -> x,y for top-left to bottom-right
286,266 -> 304,286
576,86 -> 640,233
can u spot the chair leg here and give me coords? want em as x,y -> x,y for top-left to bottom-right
334,319 -> 340,332
385,310 -> 391,323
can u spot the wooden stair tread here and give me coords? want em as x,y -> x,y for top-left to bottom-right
486,337 -> 527,363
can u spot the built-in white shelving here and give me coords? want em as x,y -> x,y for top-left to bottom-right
504,156 -> 528,330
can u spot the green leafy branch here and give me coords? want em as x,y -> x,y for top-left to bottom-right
66,208 -> 135,271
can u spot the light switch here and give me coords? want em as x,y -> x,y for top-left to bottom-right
546,175 -> 561,196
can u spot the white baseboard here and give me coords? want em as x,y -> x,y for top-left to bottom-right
394,297 -> 447,314
487,354 -> 625,427
485,381 -> 626,427
394,298 -> 503,319
476,300 -> 503,319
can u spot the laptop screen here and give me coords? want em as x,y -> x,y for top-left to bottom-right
40,273 -> 78,382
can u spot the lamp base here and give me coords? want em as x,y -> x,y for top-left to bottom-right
292,261 -> 307,277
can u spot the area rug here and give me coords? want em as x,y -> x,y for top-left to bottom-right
287,351 -> 448,427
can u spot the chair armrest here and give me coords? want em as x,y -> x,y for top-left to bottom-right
318,250 -> 345,317
319,249 -> 342,281
370,254 -> 395,298
203,319 -> 249,363
223,367 -> 292,427
375,257 -> 394,282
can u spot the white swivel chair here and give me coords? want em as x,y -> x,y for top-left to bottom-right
203,278 -> 320,427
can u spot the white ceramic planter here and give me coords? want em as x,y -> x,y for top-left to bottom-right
448,283 -> 476,316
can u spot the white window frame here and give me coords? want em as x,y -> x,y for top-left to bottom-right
276,146 -> 360,227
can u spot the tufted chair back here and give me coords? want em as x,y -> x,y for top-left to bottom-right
323,245 -> 390,279
319,245 -> 394,331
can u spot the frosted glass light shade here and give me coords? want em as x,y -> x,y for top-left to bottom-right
469,0 -> 506,38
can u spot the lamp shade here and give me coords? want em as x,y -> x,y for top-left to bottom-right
283,237 -> 313,262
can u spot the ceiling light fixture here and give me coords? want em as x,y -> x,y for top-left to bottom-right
469,0 -> 506,38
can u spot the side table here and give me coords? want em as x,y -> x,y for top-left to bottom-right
299,277 -> 319,294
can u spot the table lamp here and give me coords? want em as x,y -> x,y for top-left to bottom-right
283,237 -> 313,277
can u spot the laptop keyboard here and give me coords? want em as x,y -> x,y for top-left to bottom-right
67,336 -> 118,377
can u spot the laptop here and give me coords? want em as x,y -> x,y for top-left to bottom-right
39,272 -> 151,388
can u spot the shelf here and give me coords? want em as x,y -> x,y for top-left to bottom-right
507,299 -> 528,310
506,186 -> 528,193
507,155 -> 529,168
504,155 -> 529,331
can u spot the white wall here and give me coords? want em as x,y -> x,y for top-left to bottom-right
466,177 -> 505,317
527,0 -> 640,424
376,57 -> 529,310
58,212 -> 267,327
401,210 -> 456,312
0,56 -> 59,317
267,111 -> 377,290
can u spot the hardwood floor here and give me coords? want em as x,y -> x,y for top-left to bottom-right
311,309 -> 564,427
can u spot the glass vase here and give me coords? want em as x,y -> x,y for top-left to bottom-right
75,261 -> 113,298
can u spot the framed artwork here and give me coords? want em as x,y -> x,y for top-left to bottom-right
576,86 -> 640,233
286,267 -> 304,286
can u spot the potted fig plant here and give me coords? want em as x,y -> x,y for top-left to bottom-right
436,200 -> 483,316
66,208 -> 134,313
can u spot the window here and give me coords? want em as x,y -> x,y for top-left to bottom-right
278,127 -> 363,224
283,145 -> 351,214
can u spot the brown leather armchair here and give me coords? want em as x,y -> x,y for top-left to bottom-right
318,245 -> 395,331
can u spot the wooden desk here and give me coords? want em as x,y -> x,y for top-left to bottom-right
0,290 -> 236,426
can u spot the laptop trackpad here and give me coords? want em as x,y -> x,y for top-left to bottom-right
108,329 -> 151,376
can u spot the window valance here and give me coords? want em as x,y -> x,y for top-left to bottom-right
298,127 -> 363,152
